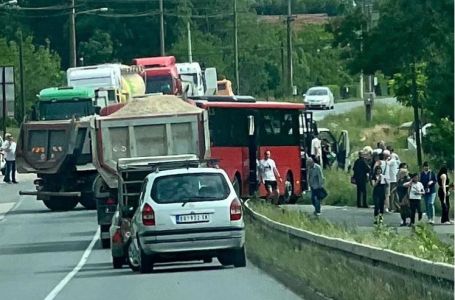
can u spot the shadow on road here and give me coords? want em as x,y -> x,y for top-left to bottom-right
0,240 -> 91,255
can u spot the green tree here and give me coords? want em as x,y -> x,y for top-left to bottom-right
78,30 -> 114,65
0,35 -> 63,122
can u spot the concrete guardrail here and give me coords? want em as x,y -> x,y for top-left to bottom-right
245,200 -> 454,283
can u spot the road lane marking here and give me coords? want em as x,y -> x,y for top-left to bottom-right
44,227 -> 101,300
0,202 -> 15,221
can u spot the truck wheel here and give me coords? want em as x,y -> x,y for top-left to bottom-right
79,195 -> 97,210
139,242 -> 154,273
43,196 -> 78,211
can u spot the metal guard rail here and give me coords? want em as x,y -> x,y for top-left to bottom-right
244,200 -> 454,283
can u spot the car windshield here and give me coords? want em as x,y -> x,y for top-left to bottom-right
308,89 -> 328,96
151,173 -> 230,204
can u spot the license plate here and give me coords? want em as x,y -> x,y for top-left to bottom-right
176,213 -> 210,224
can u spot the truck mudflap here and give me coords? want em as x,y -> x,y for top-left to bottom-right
18,191 -> 81,197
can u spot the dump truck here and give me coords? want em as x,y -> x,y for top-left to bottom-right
90,95 -> 211,249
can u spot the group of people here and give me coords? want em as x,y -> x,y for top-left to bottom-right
352,141 -> 452,225
1,133 -> 18,184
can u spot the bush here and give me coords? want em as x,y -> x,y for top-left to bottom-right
326,84 -> 340,100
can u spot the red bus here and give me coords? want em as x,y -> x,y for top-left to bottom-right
191,96 -> 312,202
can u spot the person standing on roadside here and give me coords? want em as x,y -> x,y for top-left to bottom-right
259,150 -> 282,204
311,133 -> 322,165
353,151 -> 370,208
371,166 -> 386,224
1,133 -> 17,184
420,162 -> 437,224
437,166 -> 453,224
380,150 -> 391,212
307,157 -> 325,216
396,165 -> 411,226
385,149 -> 400,212
403,173 -> 425,226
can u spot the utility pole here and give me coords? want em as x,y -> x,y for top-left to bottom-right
233,0 -> 239,95
68,0 -> 76,67
185,0 -> 192,62
18,30 -> 25,122
280,40 -> 285,81
2,67 -> 6,139
412,63 -> 422,166
159,0 -> 165,56
361,0 -> 374,122
286,0 -> 294,96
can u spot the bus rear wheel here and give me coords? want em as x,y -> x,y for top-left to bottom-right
233,174 -> 242,198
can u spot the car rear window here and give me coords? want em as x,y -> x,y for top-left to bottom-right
308,89 -> 328,96
151,173 -> 230,204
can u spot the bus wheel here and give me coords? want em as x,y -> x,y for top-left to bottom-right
281,173 -> 294,204
233,174 -> 241,198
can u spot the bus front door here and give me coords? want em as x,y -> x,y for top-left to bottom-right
247,115 -> 258,196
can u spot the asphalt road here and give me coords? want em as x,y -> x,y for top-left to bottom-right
0,176 -> 302,300
311,97 -> 397,121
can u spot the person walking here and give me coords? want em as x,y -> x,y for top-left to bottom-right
396,166 -> 411,226
420,162 -> 437,224
437,166 -> 452,224
352,151 -> 370,208
258,150 -> 282,204
307,157 -> 325,216
371,166 -> 386,224
404,173 -> 425,226
1,133 -> 17,184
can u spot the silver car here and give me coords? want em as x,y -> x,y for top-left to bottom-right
303,86 -> 335,110
127,167 -> 246,273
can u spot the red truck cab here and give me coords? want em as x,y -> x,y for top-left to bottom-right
132,56 -> 181,95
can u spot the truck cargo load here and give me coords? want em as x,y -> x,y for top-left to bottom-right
90,94 -> 211,248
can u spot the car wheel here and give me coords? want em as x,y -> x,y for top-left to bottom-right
232,247 -> 246,268
139,241 -> 154,273
113,256 -> 125,269
43,196 -> 79,211
127,239 -> 140,272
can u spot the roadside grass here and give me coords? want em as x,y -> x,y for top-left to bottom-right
249,200 -> 454,264
319,103 -> 413,151
246,217 -> 454,300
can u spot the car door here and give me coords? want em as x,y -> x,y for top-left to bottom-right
336,130 -> 350,171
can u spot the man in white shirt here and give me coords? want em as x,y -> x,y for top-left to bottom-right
259,150 -> 282,204
1,133 -> 17,184
385,150 -> 400,212
311,134 -> 322,165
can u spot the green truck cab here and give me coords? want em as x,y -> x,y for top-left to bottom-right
33,86 -> 103,121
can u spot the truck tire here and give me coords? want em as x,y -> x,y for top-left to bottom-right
43,196 -> 79,211
79,195 -> 97,210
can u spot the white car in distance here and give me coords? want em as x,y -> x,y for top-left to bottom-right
127,167 -> 246,273
303,86 -> 335,110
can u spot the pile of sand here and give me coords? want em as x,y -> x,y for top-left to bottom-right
111,95 -> 203,117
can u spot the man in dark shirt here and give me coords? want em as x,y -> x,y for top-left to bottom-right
353,151 -> 370,208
